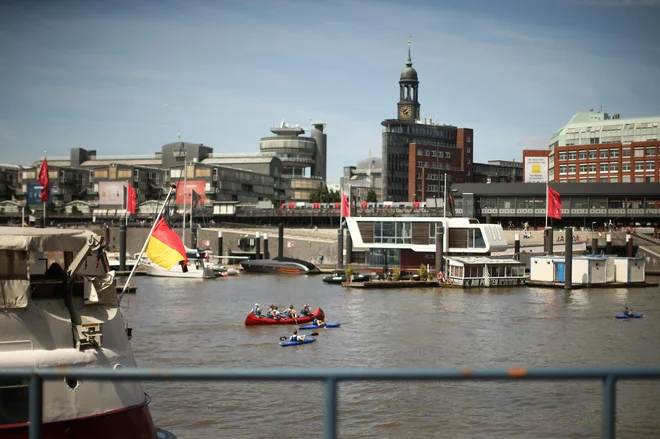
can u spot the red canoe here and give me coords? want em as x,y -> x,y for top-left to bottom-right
244,308 -> 325,326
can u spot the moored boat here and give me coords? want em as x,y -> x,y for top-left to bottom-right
0,226 -> 173,438
240,256 -> 321,274
322,271 -> 346,284
244,307 -> 325,326
144,260 -> 215,278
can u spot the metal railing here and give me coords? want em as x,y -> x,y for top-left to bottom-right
2,366 -> 660,439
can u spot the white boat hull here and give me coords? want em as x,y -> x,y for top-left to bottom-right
144,263 -> 215,278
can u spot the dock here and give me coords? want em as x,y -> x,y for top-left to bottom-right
525,281 -> 658,289
342,280 -> 439,289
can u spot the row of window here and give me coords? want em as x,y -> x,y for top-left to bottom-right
557,146 -> 657,161
417,149 -> 452,158
481,197 -> 660,210
558,176 -> 656,183
416,161 -> 452,170
558,161 -> 656,174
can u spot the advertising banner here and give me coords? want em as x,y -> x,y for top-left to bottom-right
175,180 -> 206,206
524,157 -> 548,183
27,182 -> 52,205
99,181 -> 125,205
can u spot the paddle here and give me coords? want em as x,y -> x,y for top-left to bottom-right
280,332 -> 319,341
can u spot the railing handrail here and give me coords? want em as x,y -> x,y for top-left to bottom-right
5,366 -> 660,439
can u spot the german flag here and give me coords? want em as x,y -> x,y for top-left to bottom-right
146,218 -> 188,272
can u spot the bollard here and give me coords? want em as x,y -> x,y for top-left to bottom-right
337,229 -> 344,269
263,233 -> 269,260
217,231 -> 223,263
626,234 -> 633,258
278,223 -> 284,258
592,237 -> 598,255
119,224 -> 127,272
514,233 -> 520,261
346,232 -> 352,265
606,233 -> 612,255
435,225 -> 444,279
255,232 -> 261,260
543,228 -> 552,255
564,227 -> 573,290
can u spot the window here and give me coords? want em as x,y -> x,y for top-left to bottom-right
579,150 -> 587,160
635,162 -> 644,171
634,147 -> 644,157
559,165 -> 567,174
646,161 -> 655,171
439,151 -> 444,158
431,150 -> 436,157
417,149 -> 423,156
579,164 -> 588,173
589,150 -> 597,159
589,163 -> 596,173
610,148 -> 619,158
646,147 -> 656,156
600,177 -> 609,183
417,161 -> 422,167
429,222 -> 444,245
622,162 -> 631,171
374,221 -> 412,244
568,151 -> 577,160
424,161 -> 428,168
609,162 -> 618,172
446,152 -> 451,159
559,152 -> 567,161
646,176 -> 656,183
425,150 -> 430,156
635,176 -> 644,182
600,163 -> 608,172
610,176 -> 618,183
568,164 -> 576,174
623,148 -> 631,158
599,150 -> 608,159
622,175 -> 631,182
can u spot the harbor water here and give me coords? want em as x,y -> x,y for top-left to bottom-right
121,274 -> 660,439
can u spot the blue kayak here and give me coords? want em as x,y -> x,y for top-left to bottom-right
615,314 -> 643,319
299,323 -> 341,330
280,336 -> 316,347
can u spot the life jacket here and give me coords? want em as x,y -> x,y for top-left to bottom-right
252,307 -> 260,315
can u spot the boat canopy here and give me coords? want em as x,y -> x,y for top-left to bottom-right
0,227 -> 100,308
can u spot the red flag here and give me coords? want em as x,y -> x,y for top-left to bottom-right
341,191 -> 350,217
38,157 -> 49,202
547,186 -> 562,220
126,183 -> 137,214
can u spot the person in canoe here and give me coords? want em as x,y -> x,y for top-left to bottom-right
300,304 -> 313,316
252,303 -> 263,317
266,304 -> 277,318
272,305 -> 282,319
289,329 -> 305,342
313,316 -> 326,327
284,305 -> 298,320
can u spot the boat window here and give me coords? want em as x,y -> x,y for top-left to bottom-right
0,379 -> 29,425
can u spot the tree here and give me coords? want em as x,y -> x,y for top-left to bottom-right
309,184 -> 341,203
392,266 -> 400,281
366,189 -> 378,203
71,205 -> 80,215
345,264 -> 354,282
419,264 -> 427,281
46,202 -> 56,213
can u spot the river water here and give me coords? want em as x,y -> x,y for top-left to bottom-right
120,274 -> 660,439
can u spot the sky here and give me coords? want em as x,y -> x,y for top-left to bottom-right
1,0 -> 659,182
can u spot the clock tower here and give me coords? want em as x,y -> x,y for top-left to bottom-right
397,38 -> 420,121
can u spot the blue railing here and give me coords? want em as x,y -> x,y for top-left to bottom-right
3,366 -> 660,439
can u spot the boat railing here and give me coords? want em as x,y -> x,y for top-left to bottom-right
3,366 -> 660,439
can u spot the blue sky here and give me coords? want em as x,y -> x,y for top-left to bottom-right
1,0 -> 659,182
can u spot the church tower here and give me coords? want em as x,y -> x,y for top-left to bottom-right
397,38 -> 420,121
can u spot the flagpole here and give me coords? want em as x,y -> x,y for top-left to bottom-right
118,184 -> 176,304
125,181 -> 129,228
182,161 -> 187,248
545,181 -> 548,229
43,151 -> 47,228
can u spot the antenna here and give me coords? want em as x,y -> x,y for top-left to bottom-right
435,113 -> 439,124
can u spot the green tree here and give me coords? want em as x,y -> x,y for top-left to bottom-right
392,266 -> 400,281
267,196 -> 278,208
345,264 -> 354,282
46,202 -> 57,213
308,184 -> 341,203
71,205 -> 80,215
419,264 -> 427,281
366,189 -> 378,203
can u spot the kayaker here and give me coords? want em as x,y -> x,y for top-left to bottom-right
289,330 -> 305,342
284,305 -> 298,319
628,308 -> 634,316
252,303 -> 262,316
623,306 -> 630,316
313,317 -> 326,327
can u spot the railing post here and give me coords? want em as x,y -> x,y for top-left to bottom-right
29,374 -> 44,439
324,377 -> 338,439
603,375 -> 616,439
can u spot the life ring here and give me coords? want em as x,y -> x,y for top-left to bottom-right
438,272 -> 444,282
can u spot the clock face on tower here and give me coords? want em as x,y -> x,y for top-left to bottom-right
399,106 -> 412,118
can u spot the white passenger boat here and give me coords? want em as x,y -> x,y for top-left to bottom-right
0,227 -> 175,438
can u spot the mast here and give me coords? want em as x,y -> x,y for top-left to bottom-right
182,160 -> 187,247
